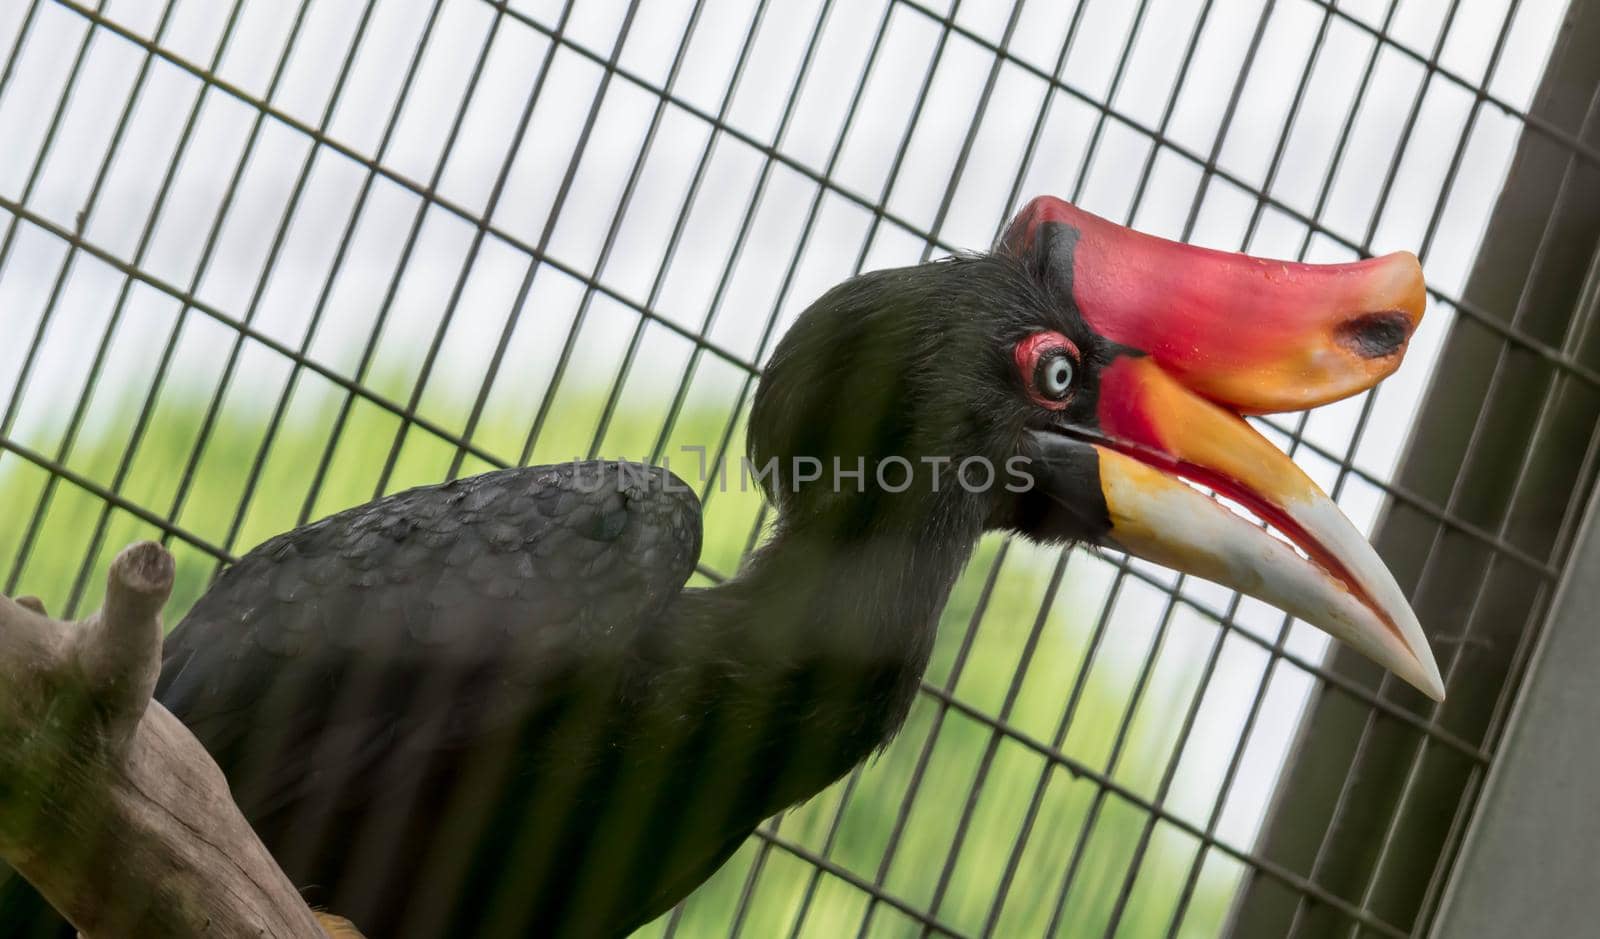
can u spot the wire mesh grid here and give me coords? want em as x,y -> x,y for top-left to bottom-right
0,0 -> 1594,936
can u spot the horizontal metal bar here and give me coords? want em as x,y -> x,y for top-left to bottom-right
749,828 -> 970,938
913,683 -> 1410,939
0,342 -> 1481,929
1295,0 -> 1600,176
498,0 -> 1600,395
35,1 -> 764,377
0,426 -> 1444,939
2,199 -> 1494,774
884,0 -> 1600,394
0,435 -> 238,564
49,0 -> 1600,397
0,198 -> 523,471
1252,416 -> 1561,581
694,553 -> 1492,766
9,6 -> 1557,933
1103,552 -> 1493,765
16,5 -> 1567,587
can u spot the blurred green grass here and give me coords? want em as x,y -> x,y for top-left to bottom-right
0,369 -> 1237,938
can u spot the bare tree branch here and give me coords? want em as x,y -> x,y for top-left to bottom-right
0,541 -> 354,938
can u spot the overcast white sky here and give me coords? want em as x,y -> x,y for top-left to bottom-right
0,0 -> 1575,917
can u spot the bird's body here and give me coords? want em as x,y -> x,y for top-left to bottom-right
152,459 -> 966,937
3,458 -> 963,938
0,197 -> 1444,937
161,462 -> 713,937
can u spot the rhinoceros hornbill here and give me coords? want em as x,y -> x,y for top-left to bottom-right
0,197 -> 1443,937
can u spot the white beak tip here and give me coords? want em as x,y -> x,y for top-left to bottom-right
1390,642 -> 1446,702
1415,655 -> 1447,702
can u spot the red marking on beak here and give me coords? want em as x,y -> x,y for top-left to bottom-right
999,197 -> 1426,414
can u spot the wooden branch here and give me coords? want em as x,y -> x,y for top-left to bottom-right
0,541 -> 351,938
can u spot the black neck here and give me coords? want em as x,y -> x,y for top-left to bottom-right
678,497 -> 983,743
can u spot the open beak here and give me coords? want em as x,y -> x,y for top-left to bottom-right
1006,197 -> 1444,701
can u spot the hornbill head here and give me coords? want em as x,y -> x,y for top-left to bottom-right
750,196 -> 1443,701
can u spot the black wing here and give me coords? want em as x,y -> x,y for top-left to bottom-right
1,462 -> 701,938
156,460 -> 701,875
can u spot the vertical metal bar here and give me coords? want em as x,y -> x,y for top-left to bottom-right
1,0 -> 1593,932
974,3 -> 1209,930
850,0 -> 1042,930
1347,74 -> 1599,939
693,10 -> 998,917
1279,2 -> 1554,932
293,1 -> 527,524
4,0 -> 267,608
916,550 -> 1075,931
0,0 -> 110,455
856,537 -> 1013,938
1043,1 -> 1279,929
977,567 -> 1129,937
641,3 -> 907,930
2,0 -> 166,592
919,3 -> 1118,931
1160,2 -> 1411,912
370,0 -> 648,497
1064,0 -> 1157,206
508,0 -> 656,467
1426,462 -> 1600,937
155,0 -> 384,548
580,0 -> 766,464
49,0 -> 322,618
217,0 -> 453,569
671,8 -> 843,933
639,0 -> 885,495
1101,2 -> 1359,928
1415,261 -> 1600,937
1230,0 -> 1600,932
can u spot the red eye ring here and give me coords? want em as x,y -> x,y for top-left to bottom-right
1015,332 -> 1079,410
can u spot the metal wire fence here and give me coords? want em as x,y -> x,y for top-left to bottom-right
1,0 -> 1595,936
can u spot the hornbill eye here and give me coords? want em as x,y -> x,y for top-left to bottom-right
1016,331 -> 1078,408
1037,352 -> 1074,400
